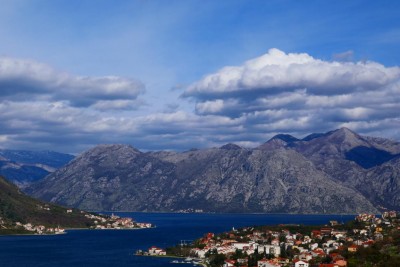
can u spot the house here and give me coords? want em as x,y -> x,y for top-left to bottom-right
330,221 -> 339,226
348,245 -> 358,252
298,252 -> 312,262
321,228 -> 333,236
293,259 -> 309,267
233,242 -> 253,250
333,259 -> 347,267
310,243 -> 319,250
257,258 -> 281,267
191,248 -> 208,258
256,244 -> 281,257
311,248 -> 326,258
362,240 -> 374,247
224,259 -> 236,267
237,258 -> 248,265
271,238 -> 280,246
311,230 -> 322,238
148,246 -> 166,256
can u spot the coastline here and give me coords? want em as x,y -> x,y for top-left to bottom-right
0,226 -> 156,236
136,254 -> 207,267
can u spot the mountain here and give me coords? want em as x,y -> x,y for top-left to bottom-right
293,128 -> 399,169
257,128 -> 400,210
0,149 -> 74,187
27,139 -> 382,213
0,175 -> 95,231
151,147 -> 377,213
25,128 -> 400,213
258,134 -> 299,150
363,156 -> 400,210
26,145 -> 178,211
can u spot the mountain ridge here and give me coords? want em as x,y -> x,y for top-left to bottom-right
26,128 -> 400,213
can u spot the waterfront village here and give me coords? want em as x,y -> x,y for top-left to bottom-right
0,206 -> 153,235
145,212 -> 399,267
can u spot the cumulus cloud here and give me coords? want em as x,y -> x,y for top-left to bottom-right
184,48 -> 400,99
181,49 -> 400,143
0,57 -> 145,108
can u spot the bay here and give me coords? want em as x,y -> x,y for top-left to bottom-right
0,213 -> 355,267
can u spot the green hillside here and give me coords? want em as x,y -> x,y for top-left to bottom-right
0,175 -> 95,234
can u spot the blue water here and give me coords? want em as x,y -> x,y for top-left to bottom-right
0,213 -> 354,267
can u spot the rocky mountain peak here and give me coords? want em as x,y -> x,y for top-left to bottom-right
78,144 -> 140,157
220,143 -> 242,150
257,138 -> 288,150
269,134 -> 299,143
326,127 -> 363,144
257,134 -> 299,150
298,127 -> 368,157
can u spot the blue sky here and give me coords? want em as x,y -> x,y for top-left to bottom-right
0,0 -> 400,153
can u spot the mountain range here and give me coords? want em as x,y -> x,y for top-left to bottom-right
25,128 -> 400,214
0,149 -> 74,187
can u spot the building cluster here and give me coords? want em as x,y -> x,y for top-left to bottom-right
186,212 -> 399,267
175,208 -> 204,213
14,222 -> 65,234
85,213 -> 153,229
135,246 -> 167,256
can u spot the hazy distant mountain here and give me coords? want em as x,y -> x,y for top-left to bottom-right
25,128 -> 400,213
0,149 -> 74,187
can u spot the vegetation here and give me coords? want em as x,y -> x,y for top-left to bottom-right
0,175 -> 95,231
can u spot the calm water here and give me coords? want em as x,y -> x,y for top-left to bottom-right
0,213 -> 354,267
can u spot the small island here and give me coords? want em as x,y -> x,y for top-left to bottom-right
148,212 -> 399,267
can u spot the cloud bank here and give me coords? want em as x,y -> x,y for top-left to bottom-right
1,50 -> 400,153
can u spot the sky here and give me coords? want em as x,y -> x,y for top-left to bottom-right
0,0 -> 400,154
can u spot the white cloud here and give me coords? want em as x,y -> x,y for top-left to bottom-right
1,50 -> 400,153
0,57 -> 145,108
184,48 -> 400,98
178,49 -> 400,145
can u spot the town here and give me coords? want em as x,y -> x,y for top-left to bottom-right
152,212 -> 399,267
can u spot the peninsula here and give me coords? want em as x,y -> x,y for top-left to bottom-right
0,175 -> 152,235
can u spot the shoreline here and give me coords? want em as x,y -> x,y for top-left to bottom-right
0,226 -> 155,236
98,211 -> 365,215
136,254 -> 207,267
